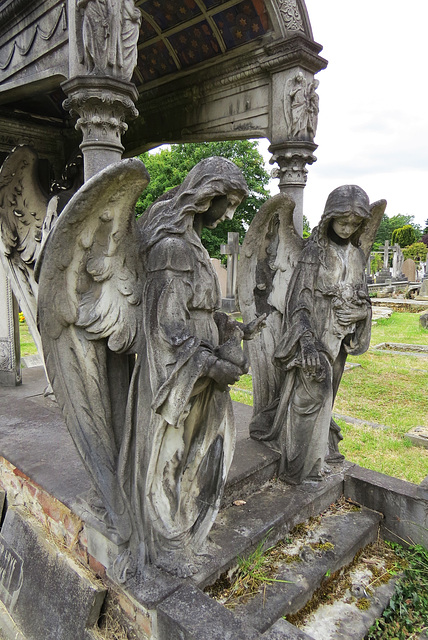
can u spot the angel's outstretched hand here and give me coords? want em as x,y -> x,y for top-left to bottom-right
241,313 -> 267,340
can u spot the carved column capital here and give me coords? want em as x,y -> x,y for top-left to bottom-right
269,141 -> 317,189
269,141 -> 317,237
62,76 -> 139,180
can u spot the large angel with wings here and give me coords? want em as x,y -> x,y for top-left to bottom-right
238,185 -> 386,485
38,156 -> 262,578
0,145 -> 83,364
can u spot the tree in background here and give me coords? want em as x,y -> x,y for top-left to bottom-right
422,218 -> 428,248
374,213 -> 421,247
403,242 -> 428,265
136,141 -> 270,258
303,215 -> 311,238
391,224 -> 418,248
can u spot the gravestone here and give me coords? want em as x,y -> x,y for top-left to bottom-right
0,506 -> 106,640
392,244 -> 406,280
376,241 -> 392,283
0,262 -> 21,387
402,258 -> 416,282
211,258 -> 227,299
220,232 -> 241,312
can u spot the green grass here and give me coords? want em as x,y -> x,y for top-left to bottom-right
367,542 -> 428,640
19,321 -> 38,357
231,312 -> 428,484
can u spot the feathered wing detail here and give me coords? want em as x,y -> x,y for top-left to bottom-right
38,158 -> 150,541
0,145 -> 50,356
237,193 -> 304,419
360,199 -> 387,261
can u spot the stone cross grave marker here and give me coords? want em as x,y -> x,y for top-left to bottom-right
220,232 -> 240,312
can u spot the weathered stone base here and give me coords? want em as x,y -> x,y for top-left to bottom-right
1,367 -> 428,639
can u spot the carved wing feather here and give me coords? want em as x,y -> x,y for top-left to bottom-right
0,145 -> 48,263
360,199 -> 387,261
40,158 -> 150,353
0,145 -> 50,358
38,158 -> 149,538
237,193 -> 304,417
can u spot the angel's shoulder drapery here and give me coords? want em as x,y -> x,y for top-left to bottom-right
146,236 -> 192,273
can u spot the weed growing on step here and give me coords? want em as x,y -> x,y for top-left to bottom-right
367,542 -> 428,640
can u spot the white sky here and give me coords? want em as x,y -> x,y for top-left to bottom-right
260,0 -> 428,231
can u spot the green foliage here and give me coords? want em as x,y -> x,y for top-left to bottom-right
136,141 -> 270,258
391,225 -> 418,248
402,241 -> 428,263
371,253 -> 383,274
303,215 -> 311,239
375,214 -> 418,245
367,542 -> 428,640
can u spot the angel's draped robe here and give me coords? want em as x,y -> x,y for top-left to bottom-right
123,232 -> 236,562
269,237 -> 371,483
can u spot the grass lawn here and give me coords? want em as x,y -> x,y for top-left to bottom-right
230,312 -> 428,484
19,321 -> 38,357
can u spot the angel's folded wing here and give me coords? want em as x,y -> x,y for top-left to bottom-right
237,193 -> 304,417
38,158 -> 150,541
0,145 -> 49,356
360,199 -> 387,261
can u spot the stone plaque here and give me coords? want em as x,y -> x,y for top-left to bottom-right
0,506 -> 106,640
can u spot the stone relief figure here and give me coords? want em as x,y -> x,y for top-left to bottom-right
0,145 -> 83,367
38,156 -> 262,578
283,72 -> 320,140
77,0 -> 141,81
238,186 -> 386,484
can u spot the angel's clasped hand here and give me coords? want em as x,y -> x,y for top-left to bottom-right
207,358 -> 245,392
299,336 -> 326,381
336,304 -> 367,326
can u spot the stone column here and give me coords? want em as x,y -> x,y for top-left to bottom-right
0,261 -> 21,386
62,77 -> 139,181
269,141 -> 317,236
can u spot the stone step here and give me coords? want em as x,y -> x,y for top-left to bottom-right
214,505 -> 383,634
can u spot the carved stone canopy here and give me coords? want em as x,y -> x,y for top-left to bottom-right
0,0 -> 326,158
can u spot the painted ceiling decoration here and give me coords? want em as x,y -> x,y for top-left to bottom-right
134,0 -> 270,84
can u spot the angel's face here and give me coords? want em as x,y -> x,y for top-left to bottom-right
202,193 -> 242,229
331,213 -> 362,239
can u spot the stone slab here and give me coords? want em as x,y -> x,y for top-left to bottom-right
0,506 -> 106,640
405,426 -> 428,448
344,465 -> 428,548
234,508 -> 381,633
157,583 -> 260,640
194,470 -> 346,589
261,618 -> 315,640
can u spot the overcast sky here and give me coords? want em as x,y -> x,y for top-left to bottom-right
261,0 -> 428,231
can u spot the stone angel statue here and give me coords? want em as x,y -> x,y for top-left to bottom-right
38,156 -> 263,579
238,185 -> 386,485
0,145 -> 83,374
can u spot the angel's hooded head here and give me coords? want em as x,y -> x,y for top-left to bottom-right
316,185 -> 371,248
140,157 -> 248,250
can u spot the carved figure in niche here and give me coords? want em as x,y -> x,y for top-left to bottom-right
307,79 -> 319,138
238,186 -> 386,484
38,157 -> 263,578
77,0 -> 141,80
0,145 -> 83,370
283,72 -> 320,139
